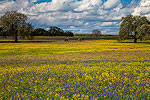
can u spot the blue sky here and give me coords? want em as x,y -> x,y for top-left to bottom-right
0,0 -> 149,34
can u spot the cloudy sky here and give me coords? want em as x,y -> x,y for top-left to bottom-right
0,0 -> 149,34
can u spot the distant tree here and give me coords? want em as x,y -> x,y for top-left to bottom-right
0,11 -> 33,42
65,31 -> 74,37
92,29 -> 101,37
33,28 -> 47,36
119,15 -> 148,43
48,26 -> 65,36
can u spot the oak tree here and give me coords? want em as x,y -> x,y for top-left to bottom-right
119,15 -> 148,43
0,11 -> 33,42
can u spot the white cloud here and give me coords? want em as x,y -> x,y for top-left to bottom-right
70,26 -> 76,29
85,22 -> 89,26
132,0 -> 150,20
103,0 -> 120,9
0,0 -> 144,35
29,0 -> 78,13
30,0 -> 38,3
15,0 -> 29,9
74,0 -> 102,11
101,22 -> 117,26
0,1 -> 15,14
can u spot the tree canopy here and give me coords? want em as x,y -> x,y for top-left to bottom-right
136,24 -> 150,41
33,28 -> 48,36
32,27 -> 74,36
48,26 -> 65,36
119,15 -> 149,43
0,11 -> 33,42
65,31 -> 74,37
92,29 -> 101,37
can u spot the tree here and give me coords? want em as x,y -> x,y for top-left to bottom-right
33,28 -> 47,36
0,11 -> 33,42
48,26 -> 65,36
92,29 -> 101,37
65,31 -> 74,37
119,15 -> 148,43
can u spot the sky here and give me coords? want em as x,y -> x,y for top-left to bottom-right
0,0 -> 149,34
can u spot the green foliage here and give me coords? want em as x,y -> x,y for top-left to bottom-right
33,28 -> 48,36
136,24 -> 150,41
0,11 -> 33,42
0,27 -> 8,38
65,31 -> 74,37
48,26 -> 74,36
48,26 -> 65,36
33,27 -> 74,36
17,23 -> 34,40
119,15 -> 148,43
92,29 -> 101,37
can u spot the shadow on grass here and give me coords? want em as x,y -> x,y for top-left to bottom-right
0,40 -> 54,43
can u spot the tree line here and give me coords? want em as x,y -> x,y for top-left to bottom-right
0,11 -> 74,42
0,11 -> 150,43
32,27 -> 74,36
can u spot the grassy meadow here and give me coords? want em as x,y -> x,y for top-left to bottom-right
0,39 -> 150,99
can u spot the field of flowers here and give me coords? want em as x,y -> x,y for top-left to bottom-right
0,40 -> 150,99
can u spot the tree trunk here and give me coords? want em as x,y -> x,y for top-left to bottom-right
15,30 -> 18,42
2,32 -> 7,39
134,38 -> 137,43
134,32 -> 137,43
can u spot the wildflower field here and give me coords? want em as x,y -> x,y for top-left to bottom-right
0,40 -> 150,99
